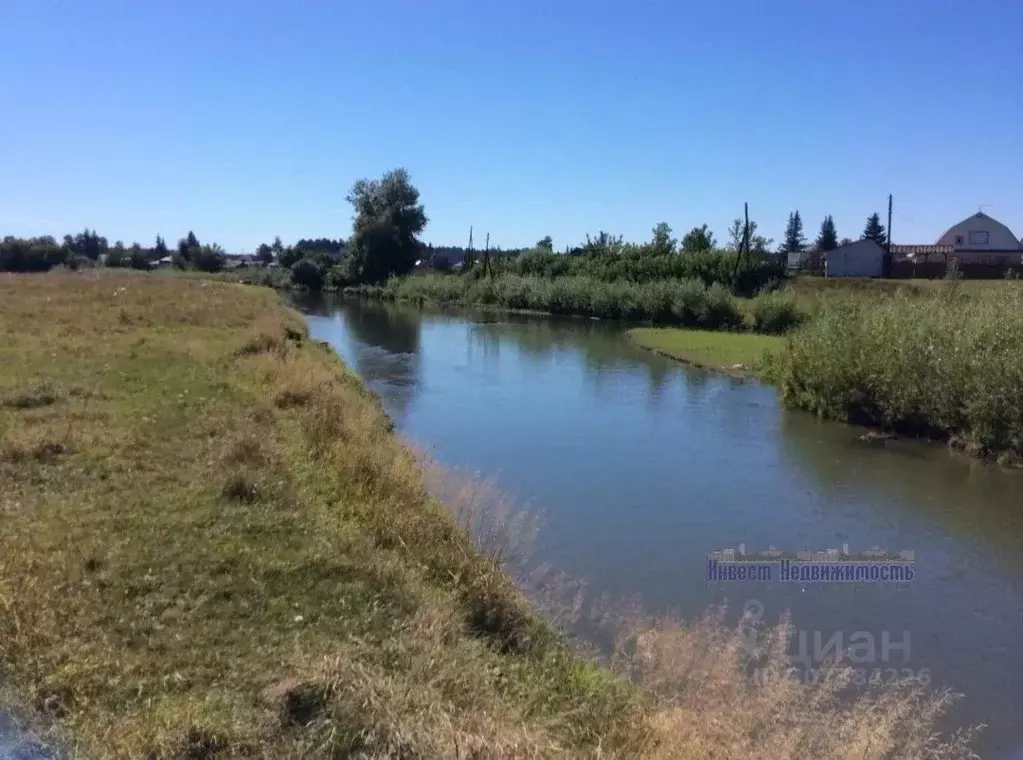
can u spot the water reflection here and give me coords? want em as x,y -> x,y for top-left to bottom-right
294,295 -> 423,426
644,360 -> 672,408
467,323 -> 502,374
779,412 -> 1023,579
343,299 -> 421,356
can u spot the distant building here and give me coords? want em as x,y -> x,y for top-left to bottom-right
890,211 -> 1022,276
787,249 -> 809,270
824,239 -> 885,278
428,247 -> 468,268
787,245 -> 825,273
933,211 -> 1022,265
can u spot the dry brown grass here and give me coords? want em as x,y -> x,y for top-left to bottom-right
417,458 -> 982,760
0,271 -> 981,759
614,611 -> 980,760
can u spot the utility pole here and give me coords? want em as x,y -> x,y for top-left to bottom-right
467,226 -> 474,271
484,232 -> 492,278
732,201 -> 750,281
886,193 -> 893,278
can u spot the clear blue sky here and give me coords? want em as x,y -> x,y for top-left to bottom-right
2,0 -> 1021,252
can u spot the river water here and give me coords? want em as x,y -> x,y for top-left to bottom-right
297,294 -> 1023,759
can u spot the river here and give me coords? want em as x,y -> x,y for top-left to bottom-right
297,293 -> 1023,759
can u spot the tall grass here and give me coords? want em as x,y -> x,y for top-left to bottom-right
775,282 -> 1023,459
149,264 -> 294,289
492,249 -> 785,296
614,609 -> 980,760
354,273 -> 767,331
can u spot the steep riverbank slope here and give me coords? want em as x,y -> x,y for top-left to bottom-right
0,273 -> 646,757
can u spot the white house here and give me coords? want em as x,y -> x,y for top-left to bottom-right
892,211 -> 1022,268
824,239 -> 885,278
936,211 -> 1019,252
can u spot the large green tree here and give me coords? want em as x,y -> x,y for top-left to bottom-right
862,213 -> 887,247
0,236 -> 66,272
178,231 -> 200,262
346,168 -> 427,283
129,243 -> 150,270
255,243 -> 274,265
193,243 -> 225,272
582,231 -> 624,256
681,224 -> 714,254
816,215 -> 838,251
779,211 -> 806,256
650,222 -> 676,255
291,257 -> 327,290
726,217 -> 772,255
66,229 -> 108,260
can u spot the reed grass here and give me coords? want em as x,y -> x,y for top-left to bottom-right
775,281 -> 1023,459
350,274 -> 767,331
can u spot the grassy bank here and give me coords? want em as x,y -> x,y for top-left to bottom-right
0,273 -> 647,757
774,282 -> 1023,461
348,273 -> 804,334
627,327 -> 785,378
0,273 -> 979,759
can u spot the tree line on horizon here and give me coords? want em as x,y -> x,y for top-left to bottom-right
0,230 -> 229,274
777,211 -> 889,260
1,167 -> 890,286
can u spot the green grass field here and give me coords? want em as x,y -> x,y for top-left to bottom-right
627,327 -> 785,378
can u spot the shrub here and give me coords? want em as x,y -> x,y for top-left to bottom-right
746,293 -> 805,334
291,257 -> 327,291
128,249 -> 151,270
325,260 -> 358,290
0,236 -> 66,272
105,247 -> 127,268
193,246 -> 226,273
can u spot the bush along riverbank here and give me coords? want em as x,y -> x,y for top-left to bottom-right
0,272 -> 980,759
773,282 -> 1023,463
346,273 -> 805,334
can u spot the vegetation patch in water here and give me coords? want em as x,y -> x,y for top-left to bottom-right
627,327 -> 785,378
